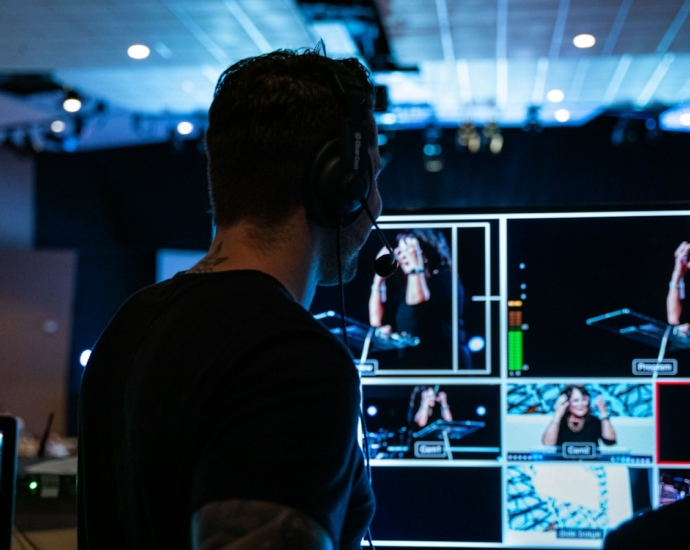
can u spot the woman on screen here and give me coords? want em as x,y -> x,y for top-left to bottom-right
408,386 -> 453,428
667,240 -> 690,334
368,228 -> 471,369
541,385 -> 616,446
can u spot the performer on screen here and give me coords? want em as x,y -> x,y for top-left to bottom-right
368,228 -> 472,369
408,385 -> 453,428
667,241 -> 690,335
541,385 -> 616,446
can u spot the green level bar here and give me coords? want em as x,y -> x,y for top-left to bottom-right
508,329 -> 523,371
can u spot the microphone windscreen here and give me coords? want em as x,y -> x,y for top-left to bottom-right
374,253 -> 398,278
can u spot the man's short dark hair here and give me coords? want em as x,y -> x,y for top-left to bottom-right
205,47 -> 374,230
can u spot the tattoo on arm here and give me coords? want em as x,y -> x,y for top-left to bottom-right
188,243 -> 228,273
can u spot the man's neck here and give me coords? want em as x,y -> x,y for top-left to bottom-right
188,215 -> 320,309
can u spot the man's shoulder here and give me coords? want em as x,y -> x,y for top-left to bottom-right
604,499 -> 690,549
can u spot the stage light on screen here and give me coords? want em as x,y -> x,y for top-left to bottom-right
469,336 -> 485,352
366,405 -> 378,417
80,349 -> 92,367
476,406 -> 487,416
681,113 -> 690,126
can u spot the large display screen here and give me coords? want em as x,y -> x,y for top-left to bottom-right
309,209 -> 690,548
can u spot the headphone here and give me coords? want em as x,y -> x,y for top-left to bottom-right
306,63 -> 372,228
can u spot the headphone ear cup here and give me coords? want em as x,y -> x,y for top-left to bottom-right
307,138 -> 371,228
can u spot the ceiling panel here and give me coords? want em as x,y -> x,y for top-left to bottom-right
2,0 -> 690,151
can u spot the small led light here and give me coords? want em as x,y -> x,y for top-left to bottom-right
547,89 -> 565,103
680,113 -> 690,126
476,406 -> 487,416
573,34 -> 596,48
177,121 -> 194,135
80,349 -> 92,367
555,109 -> 571,122
29,481 -> 38,491
51,120 -> 66,133
128,44 -> 150,60
366,405 -> 378,416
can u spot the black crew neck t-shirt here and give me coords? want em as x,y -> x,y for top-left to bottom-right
78,270 -> 375,550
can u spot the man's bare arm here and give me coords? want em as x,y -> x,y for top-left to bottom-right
192,499 -> 334,550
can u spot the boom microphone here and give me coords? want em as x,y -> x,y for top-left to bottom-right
359,199 -> 398,278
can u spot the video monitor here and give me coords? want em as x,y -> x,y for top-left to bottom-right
362,381 -> 501,461
370,465 -> 502,545
159,208 -> 690,547
311,221 -> 500,375
506,382 -> 654,463
657,381 -> 690,463
658,468 -> 690,504
505,464 -> 651,547
306,208 -> 690,548
506,214 -> 690,378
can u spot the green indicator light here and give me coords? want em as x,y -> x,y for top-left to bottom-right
29,481 -> 38,491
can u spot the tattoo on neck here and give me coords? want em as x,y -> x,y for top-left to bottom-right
188,243 -> 228,273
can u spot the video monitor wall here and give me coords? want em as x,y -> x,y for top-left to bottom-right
309,209 -> 690,548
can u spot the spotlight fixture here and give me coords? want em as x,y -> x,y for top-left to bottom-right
523,106 -> 543,132
63,90 -> 82,113
483,122 -> 503,154
457,122 -> 481,153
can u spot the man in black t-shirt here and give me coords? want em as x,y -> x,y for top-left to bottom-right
78,47 -> 381,550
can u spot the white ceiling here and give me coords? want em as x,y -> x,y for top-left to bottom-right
1,0 -> 690,150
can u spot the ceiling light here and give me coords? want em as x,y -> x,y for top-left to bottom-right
63,91 -> 82,113
573,34 -> 596,48
177,121 -> 194,135
547,89 -> 565,103
680,113 -> 690,127
555,109 -> 571,122
128,44 -> 150,60
50,120 -> 66,133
